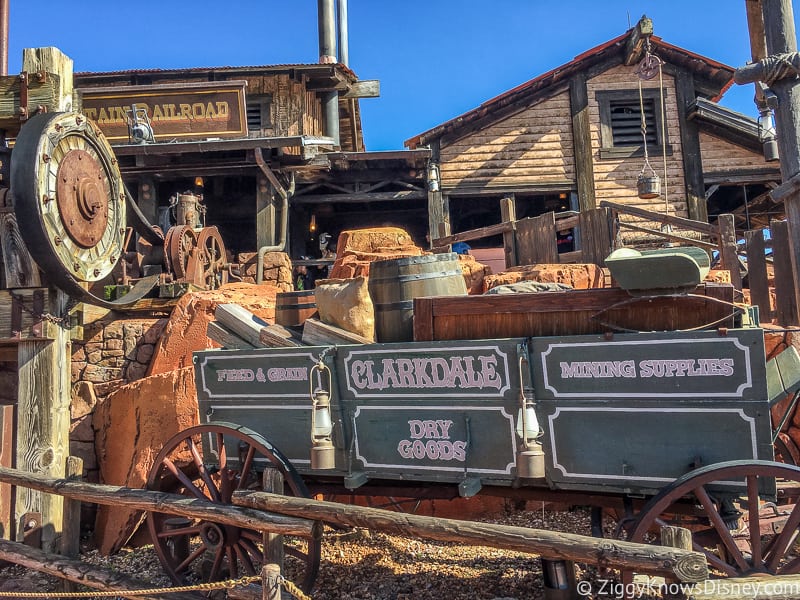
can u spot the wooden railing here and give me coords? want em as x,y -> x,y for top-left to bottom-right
431,202 -> 798,326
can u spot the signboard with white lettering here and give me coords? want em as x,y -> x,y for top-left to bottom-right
79,81 -> 248,143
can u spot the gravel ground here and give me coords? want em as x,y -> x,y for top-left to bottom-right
0,506 -> 646,600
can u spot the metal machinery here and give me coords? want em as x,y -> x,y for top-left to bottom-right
144,320 -> 800,593
10,111 -> 234,308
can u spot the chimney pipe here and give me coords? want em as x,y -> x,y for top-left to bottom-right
337,0 -> 349,67
318,0 -> 336,64
318,0 -> 340,147
0,0 -> 9,76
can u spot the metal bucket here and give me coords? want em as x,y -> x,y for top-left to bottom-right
368,253 -> 467,343
637,174 -> 661,199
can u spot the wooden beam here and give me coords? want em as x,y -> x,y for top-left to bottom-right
232,491 -> 708,582
675,70 -> 708,222
569,74 -> 596,211
342,79 -> 380,99
624,16 -> 654,66
500,196 -> 517,268
289,190 -> 426,204
600,200 -> 717,235
432,221 -> 514,248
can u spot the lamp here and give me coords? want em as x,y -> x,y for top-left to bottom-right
427,162 -> 440,193
310,361 -> 335,470
310,214 -> 317,232
758,108 -> 779,162
515,357 -> 545,479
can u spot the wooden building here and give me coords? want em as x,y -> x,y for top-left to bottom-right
73,64 -> 431,264
405,18 -> 782,256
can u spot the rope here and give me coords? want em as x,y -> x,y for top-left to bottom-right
0,573 -> 314,600
0,575 -> 261,597
760,52 -> 800,86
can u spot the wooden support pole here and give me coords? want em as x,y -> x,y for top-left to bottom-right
0,465 -> 318,538
263,468 -> 284,572
59,456 -> 82,595
745,229 -> 772,321
772,220 -> 799,325
0,538 -> 200,600
717,214 -> 743,292
500,196 -> 518,268
262,564 -> 282,600
232,491 -> 709,582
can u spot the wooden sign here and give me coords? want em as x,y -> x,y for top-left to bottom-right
78,80 -> 248,143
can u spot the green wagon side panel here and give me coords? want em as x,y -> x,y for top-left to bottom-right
528,328 -> 774,494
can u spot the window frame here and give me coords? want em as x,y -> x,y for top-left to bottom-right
596,89 -> 672,159
246,94 -> 273,135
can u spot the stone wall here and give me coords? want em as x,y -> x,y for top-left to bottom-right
70,317 -> 168,483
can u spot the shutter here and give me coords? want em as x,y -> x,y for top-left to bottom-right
609,99 -> 657,147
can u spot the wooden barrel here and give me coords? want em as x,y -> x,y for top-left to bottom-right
275,290 -> 318,327
368,253 -> 467,343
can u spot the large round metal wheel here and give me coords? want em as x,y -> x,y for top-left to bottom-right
146,422 -> 321,593
196,226 -> 228,289
628,460 -> 800,578
11,112 -> 126,287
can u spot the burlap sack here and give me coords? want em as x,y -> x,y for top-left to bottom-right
314,276 -> 375,341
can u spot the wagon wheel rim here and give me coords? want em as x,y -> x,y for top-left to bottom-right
196,227 -> 228,289
146,422 -> 320,593
627,460 -> 800,581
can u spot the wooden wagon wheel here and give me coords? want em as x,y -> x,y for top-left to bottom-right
146,422 -> 321,593
627,460 -> 800,580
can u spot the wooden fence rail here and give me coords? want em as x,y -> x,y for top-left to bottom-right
0,464 -> 710,589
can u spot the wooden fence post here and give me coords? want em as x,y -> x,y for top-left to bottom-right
60,456 -> 83,594
773,220 -> 800,326
744,229 -> 772,323
500,196 -> 518,268
263,468 -> 284,572
262,563 -> 281,600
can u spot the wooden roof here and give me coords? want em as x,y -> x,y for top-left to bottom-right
405,30 -> 735,150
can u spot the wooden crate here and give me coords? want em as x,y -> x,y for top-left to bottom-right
413,283 -> 736,341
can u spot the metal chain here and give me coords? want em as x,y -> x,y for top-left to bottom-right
0,575 -> 261,598
279,576 -> 313,600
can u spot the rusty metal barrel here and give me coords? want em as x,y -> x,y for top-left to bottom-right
368,253 -> 467,343
275,290 -> 318,327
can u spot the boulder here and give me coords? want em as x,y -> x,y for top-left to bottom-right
329,227 -> 424,280
148,282 -> 281,375
483,263 -> 605,292
93,366 -> 199,554
458,254 -> 492,295
237,251 -> 293,290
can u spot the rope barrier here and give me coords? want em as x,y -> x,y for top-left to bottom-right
0,573 -> 313,600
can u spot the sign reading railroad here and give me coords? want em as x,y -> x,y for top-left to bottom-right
531,330 -> 765,399
78,81 -> 248,143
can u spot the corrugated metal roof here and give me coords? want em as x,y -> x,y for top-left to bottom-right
75,62 -> 359,80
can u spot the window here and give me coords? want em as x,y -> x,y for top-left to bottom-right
597,89 -> 671,159
246,95 -> 272,135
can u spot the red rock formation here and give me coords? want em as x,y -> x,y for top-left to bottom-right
482,263 -> 605,292
148,282 -> 281,375
329,227 -> 423,279
459,254 -> 492,295
93,366 -> 199,554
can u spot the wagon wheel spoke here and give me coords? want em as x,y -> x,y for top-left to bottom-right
628,461 -> 800,582
146,423 -> 321,592
161,456 -> 207,501
694,485 -> 749,572
766,498 -> 800,571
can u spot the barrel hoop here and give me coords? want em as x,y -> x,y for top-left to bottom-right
373,300 -> 414,312
276,302 -> 317,310
371,269 -> 462,284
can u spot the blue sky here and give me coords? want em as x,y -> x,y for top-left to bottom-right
7,1 -> 796,151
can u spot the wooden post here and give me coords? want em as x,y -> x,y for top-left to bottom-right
262,564 -> 281,600
256,175 -> 276,249
772,220 -> 799,325
60,456 -> 82,594
15,290 -> 71,552
757,0 -> 800,323
745,229 -> 772,322
500,196 -> 517,268
570,74 -> 596,212
262,468 -> 284,572
661,525 -> 693,585
717,214 -> 743,292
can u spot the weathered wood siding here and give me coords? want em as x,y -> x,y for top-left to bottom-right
587,65 -> 687,219
699,131 -> 772,175
439,91 -> 575,188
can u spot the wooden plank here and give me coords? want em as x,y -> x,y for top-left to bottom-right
500,197 -> 517,268
569,74 -> 596,211
22,47 -> 73,112
15,291 -> 71,552
215,303 -> 270,347
578,207 -> 612,265
516,212 -> 558,265
301,318 -> 372,346
342,79 -> 380,99
206,321 -> 255,350
745,229 -> 772,321
233,491 -> 708,582
0,211 -> 41,288
599,200 -> 717,236
772,220 -> 799,326
0,405 -> 14,540
412,292 -> 434,342
675,70 -> 707,222
432,221 -> 515,248
259,325 -> 305,348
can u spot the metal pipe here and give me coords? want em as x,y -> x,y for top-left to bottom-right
317,0 -> 336,64
254,149 -> 289,283
337,0 -> 349,67
0,0 -> 9,76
